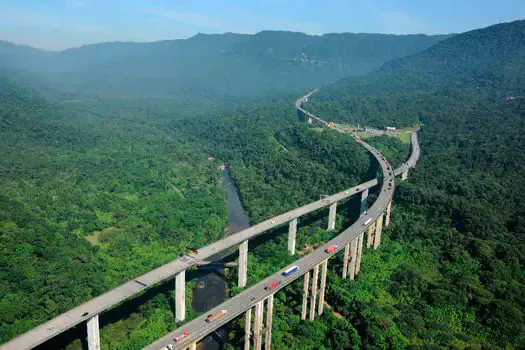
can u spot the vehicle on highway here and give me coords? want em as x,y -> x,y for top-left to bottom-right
174,331 -> 190,342
81,312 -> 89,317
206,310 -> 227,323
283,265 -> 299,276
186,247 -> 198,254
364,218 -> 372,226
266,280 -> 282,291
167,344 -> 174,350
325,245 -> 338,253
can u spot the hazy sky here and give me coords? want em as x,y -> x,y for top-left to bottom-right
1,0 -> 524,50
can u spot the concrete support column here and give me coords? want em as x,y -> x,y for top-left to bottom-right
342,244 -> 350,279
318,260 -> 328,316
309,265 -> 319,321
245,308 -> 252,350
288,218 -> 297,255
254,300 -> 264,350
238,240 -> 248,288
385,202 -> 392,227
401,169 -> 408,180
301,271 -> 310,320
374,214 -> 384,249
87,314 -> 100,350
265,294 -> 274,350
366,222 -> 375,249
348,238 -> 358,280
355,232 -> 364,275
175,270 -> 185,322
327,202 -> 337,231
360,189 -> 369,217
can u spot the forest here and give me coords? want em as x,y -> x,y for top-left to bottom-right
0,18 -> 524,350
219,20 -> 525,349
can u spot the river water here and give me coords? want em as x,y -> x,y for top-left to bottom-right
191,166 -> 251,349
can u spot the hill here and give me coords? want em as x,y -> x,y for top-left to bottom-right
0,31 -> 449,98
296,19 -> 525,348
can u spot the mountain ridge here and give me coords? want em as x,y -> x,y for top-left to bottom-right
0,30 -> 451,98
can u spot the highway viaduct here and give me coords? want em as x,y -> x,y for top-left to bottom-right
0,90 -> 419,350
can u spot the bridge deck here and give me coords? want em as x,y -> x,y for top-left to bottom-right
0,151 -> 377,350
144,92 -> 419,350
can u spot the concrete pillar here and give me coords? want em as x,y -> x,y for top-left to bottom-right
366,222 -> 375,249
175,270 -> 185,322
238,240 -> 248,288
265,294 -> 274,350
360,189 -> 369,217
87,314 -> 100,350
327,202 -> 337,231
318,260 -> 328,316
342,244 -> 349,279
374,214 -> 383,249
355,232 -> 364,275
348,238 -> 358,280
288,218 -> 297,255
254,300 -> 264,350
245,308 -> 252,350
402,169 -> 408,180
385,202 -> 392,227
309,265 -> 319,321
301,271 -> 310,320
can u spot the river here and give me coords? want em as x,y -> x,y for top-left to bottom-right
191,166 -> 251,349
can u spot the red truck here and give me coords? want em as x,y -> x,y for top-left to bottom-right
266,280 -> 282,291
174,331 -> 190,342
325,245 -> 338,254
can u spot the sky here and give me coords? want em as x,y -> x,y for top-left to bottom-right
1,0 -> 524,50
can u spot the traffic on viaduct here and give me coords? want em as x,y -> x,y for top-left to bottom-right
1,90 -> 420,350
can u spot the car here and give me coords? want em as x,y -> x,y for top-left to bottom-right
174,331 -> 190,342
167,345 -> 174,350
363,218 -> 372,226
81,312 -> 89,317
325,245 -> 338,253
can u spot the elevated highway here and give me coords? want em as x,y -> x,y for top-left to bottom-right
145,92 -> 419,350
1,89 -> 419,350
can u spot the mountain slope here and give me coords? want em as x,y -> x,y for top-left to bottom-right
308,20 -> 525,127
0,31 -> 450,98
300,19 -> 525,348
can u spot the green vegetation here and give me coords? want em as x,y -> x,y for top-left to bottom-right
0,77 -> 228,345
1,18 -> 524,350
228,19 -> 524,349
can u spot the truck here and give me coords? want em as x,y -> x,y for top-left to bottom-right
266,280 -> 282,291
283,265 -> 299,277
174,331 -> 190,342
206,310 -> 227,323
325,245 -> 338,254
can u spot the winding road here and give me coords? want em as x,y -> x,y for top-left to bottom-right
144,91 -> 419,350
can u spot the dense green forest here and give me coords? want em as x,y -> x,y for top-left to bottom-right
1,18 -> 524,350
0,70 -> 377,348
218,20 -> 525,349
